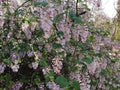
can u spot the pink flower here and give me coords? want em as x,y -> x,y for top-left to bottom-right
81,30 -> 89,43
103,37 -> 111,45
0,63 -> 6,74
93,44 -> 100,53
11,64 -> 19,72
46,81 -> 60,90
87,61 -> 98,75
40,17 -> 52,38
11,82 -> 23,90
30,22 -> 38,31
32,62 -> 39,69
46,8 -> 54,19
52,56 -> 63,74
22,23 -> 32,39
100,62 -> 107,69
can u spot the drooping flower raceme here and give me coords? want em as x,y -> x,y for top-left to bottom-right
11,81 -> 23,90
52,56 -> 63,74
0,63 -> 6,74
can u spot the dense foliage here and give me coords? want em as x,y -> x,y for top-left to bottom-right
0,0 -> 120,90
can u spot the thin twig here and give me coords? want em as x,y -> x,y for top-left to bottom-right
14,0 -> 29,14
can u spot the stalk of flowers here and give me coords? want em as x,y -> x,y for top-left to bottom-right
58,20 -> 71,42
87,61 -> 99,76
42,66 -> 51,75
81,30 -> 90,43
72,26 -> 81,41
92,36 -> 102,53
69,71 -> 91,90
38,83 -> 45,90
10,63 -> 20,72
10,53 -> 20,61
0,63 -> 6,74
92,43 -> 100,53
52,56 -> 63,74
40,16 -> 53,38
80,74 -> 91,90
11,81 -> 23,90
22,22 -> 32,39
46,81 -> 61,90
9,53 -> 21,72
0,5 -> 6,28
31,61 -> 39,70
112,42 -> 120,52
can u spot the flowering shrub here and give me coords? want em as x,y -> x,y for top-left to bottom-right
0,0 -> 120,90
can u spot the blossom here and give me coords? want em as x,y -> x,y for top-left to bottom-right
81,30 -> 89,43
58,22 -> 71,41
103,37 -> 111,46
46,8 -> 55,19
52,56 -> 63,74
38,83 -> 44,90
27,51 -> 34,57
87,61 -> 98,75
69,72 -> 82,83
40,14 -> 53,38
11,81 -> 23,90
46,81 -> 60,90
92,44 -> 100,53
100,62 -> 107,69
10,53 -> 20,61
0,63 -> 6,74
11,64 -> 19,72
30,22 -> 38,31
32,62 -> 39,70
22,23 -> 32,39
42,66 -> 51,75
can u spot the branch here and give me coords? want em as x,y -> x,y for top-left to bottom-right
14,0 -> 29,14
76,0 -> 78,16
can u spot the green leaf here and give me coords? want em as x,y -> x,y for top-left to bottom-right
34,1 -> 48,7
57,31 -> 64,37
39,60 -> 48,67
72,59 -> 84,65
52,43 -> 62,49
59,51 -> 66,57
77,42 -> 87,51
53,11 -> 67,23
69,11 -> 84,24
82,57 -> 93,64
18,42 -> 30,52
20,76 -> 29,84
57,0 -> 61,4
53,0 -> 61,4
71,80 -> 80,90
18,59 -> 22,64
100,69 -> 108,75
3,59 -> 10,65
88,36 -> 95,42
45,71 -> 55,82
53,15 -> 63,23
15,10 -> 24,15
55,76 -> 69,88
10,38 -> 17,43
33,79 -> 40,85
69,38 -> 76,46
1,74 -> 12,88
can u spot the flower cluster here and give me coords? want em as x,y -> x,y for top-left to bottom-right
0,63 -> 6,74
11,82 -> 23,90
0,0 -> 120,90
46,81 -> 61,90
